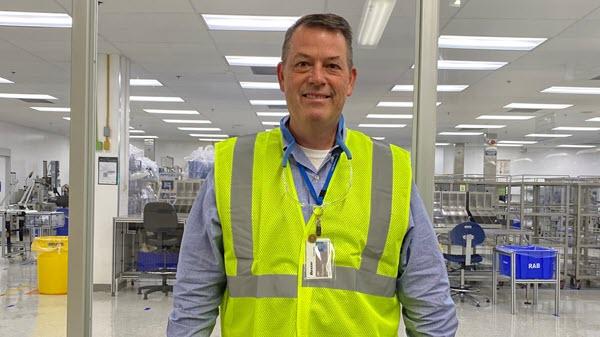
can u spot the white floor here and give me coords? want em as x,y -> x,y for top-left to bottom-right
2,257 -> 600,337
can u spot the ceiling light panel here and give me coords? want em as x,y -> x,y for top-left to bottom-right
367,114 -> 413,119
62,116 -> 70,121
130,96 -> 184,102
557,145 -> 596,148
372,137 -> 386,140
130,135 -> 158,139
455,124 -> 506,129
438,132 -> 483,136
226,56 -> 281,67
0,76 -> 14,84
438,60 -> 507,70
552,126 -> 600,131
130,79 -> 163,87
198,138 -> 225,142
358,123 -> 406,128
162,119 -> 211,124
504,103 -> 572,110
391,84 -> 468,92
357,0 -> 397,47
499,140 -> 538,144
144,109 -> 199,115
0,11 -> 71,28
0,93 -> 57,100
586,117 -> 600,122
250,100 -> 287,106
436,143 -> 451,146
438,35 -> 546,51
261,121 -> 280,126
189,134 -> 229,138
240,82 -> 280,90
477,115 -> 535,120
377,101 -> 441,107
178,127 -> 222,131
525,133 -> 572,138
497,144 -> 525,147
542,86 -> 600,95
202,14 -> 299,31
129,130 -> 145,134
256,112 -> 288,117
31,107 -> 70,112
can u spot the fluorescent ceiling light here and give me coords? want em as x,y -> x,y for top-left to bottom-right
130,135 -> 158,139
377,101 -> 441,107
130,96 -> 184,102
129,126 -> 135,130
438,132 -> 483,136
358,123 -> 406,128
144,109 -> 199,115
265,128 -> 273,131
477,115 -> 535,120
437,60 -> 507,70
226,56 -> 280,67
552,126 -> 600,131
557,145 -> 596,148
202,14 -> 298,31
436,143 -> 451,146
372,137 -> 386,140
586,117 -> 600,122
0,93 -> 57,100
129,130 -> 146,134
162,119 -> 211,124
30,107 -> 70,112
250,100 -> 287,106
367,114 -> 412,119
0,76 -> 14,84
130,79 -> 163,87
504,103 -> 572,110
542,86 -> 600,95
438,35 -> 546,51
391,84 -> 468,92
455,124 -> 506,129
62,116 -> 70,121
198,138 -> 225,142
178,127 -> 222,131
357,0 -> 397,47
525,133 -> 572,138
189,134 -> 229,138
499,141 -> 538,145
497,144 -> 525,147
261,121 -> 280,126
0,11 -> 71,28
256,112 -> 288,117
240,82 -> 280,90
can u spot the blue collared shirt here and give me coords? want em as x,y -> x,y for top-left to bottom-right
167,117 -> 458,337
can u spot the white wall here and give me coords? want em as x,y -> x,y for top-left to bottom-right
0,121 -> 69,185
437,144 -> 600,177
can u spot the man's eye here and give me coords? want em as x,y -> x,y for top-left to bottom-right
296,61 -> 309,68
328,63 -> 341,70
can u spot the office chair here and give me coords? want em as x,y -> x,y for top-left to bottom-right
443,221 -> 489,307
138,202 -> 181,300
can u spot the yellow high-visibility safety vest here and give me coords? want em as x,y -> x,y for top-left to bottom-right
214,128 -> 412,337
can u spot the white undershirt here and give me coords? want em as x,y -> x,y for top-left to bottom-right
298,145 -> 331,170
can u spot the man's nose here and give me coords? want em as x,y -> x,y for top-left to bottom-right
308,64 -> 326,85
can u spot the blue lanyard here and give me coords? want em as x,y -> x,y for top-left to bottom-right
297,154 -> 340,206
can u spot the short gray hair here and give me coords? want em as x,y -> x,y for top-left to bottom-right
281,13 -> 353,69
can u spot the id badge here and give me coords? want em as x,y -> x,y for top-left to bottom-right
305,238 -> 334,280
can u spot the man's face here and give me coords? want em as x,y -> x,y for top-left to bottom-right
277,26 -> 357,130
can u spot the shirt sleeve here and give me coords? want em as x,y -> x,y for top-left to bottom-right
397,184 -> 458,337
167,169 -> 226,337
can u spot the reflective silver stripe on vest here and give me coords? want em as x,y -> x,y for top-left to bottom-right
302,266 -> 396,297
227,275 -> 298,298
228,136 -> 396,298
360,142 -> 393,274
231,135 -> 256,276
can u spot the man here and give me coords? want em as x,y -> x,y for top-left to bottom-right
168,13 -> 457,337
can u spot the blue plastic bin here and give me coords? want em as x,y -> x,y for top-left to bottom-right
55,208 -> 69,236
498,245 -> 556,279
136,251 -> 179,272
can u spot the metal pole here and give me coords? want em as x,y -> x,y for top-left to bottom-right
68,0 -> 97,336
511,252 -> 516,314
555,252 -> 560,316
492,249 -> 497,305
412,0 -> 439,216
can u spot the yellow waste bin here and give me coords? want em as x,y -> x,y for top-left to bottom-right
31,236 -> 68,295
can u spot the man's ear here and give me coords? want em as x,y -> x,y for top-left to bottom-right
346,67 -> 357,97
277,62 -> 285,92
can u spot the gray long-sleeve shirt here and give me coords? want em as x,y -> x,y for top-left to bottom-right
167,121 -> 458,337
